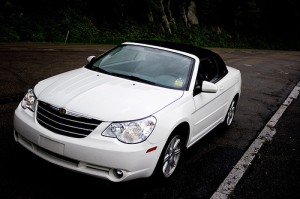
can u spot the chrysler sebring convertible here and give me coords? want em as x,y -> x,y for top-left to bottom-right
14,40 -> 241,182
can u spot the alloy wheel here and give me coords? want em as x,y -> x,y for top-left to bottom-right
162,135 -> 182,178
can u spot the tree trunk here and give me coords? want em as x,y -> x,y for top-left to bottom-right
179,0 -> 188,27
163,0 -> 176,30
147,0 -> 172,35
187,1 -> 199,25
146,0 -> 200,34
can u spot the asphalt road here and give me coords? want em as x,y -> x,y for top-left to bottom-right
0,43 -> 300,199
231,83 -> 300,199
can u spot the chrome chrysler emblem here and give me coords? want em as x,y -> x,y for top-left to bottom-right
59,108 -> 67,115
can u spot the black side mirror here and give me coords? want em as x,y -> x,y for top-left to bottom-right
193,84 -> 202,96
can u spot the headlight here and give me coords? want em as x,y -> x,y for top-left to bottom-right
102,116 -> 156,144
21,89 -> 37,112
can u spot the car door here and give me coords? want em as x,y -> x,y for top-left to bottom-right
190,56 -> 230,143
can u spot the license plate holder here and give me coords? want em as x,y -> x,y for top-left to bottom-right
39,136 -> 65,155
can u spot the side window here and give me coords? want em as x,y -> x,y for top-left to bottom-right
213,54 -> 228,78
200,57 -> 219,82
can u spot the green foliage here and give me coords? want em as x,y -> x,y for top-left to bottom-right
0,0 -> 299,50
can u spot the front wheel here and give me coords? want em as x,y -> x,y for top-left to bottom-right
154,134 -> 183,179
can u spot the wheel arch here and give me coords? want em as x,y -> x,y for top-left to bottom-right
233,93 -> 240,105
151,121 -> 190,180
170,121 -> 190,149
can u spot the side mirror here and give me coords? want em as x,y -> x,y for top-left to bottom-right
87,56 -> 96,63
194,81 -> 218,95
201,81 -> 218,93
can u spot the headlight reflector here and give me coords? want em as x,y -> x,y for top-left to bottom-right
102,116 -> 156,144
21,89 -> 37,111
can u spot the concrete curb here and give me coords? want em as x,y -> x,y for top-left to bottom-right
210,81 -> 300,199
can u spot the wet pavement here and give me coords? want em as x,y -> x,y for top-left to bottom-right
228,83 -> 300,199
1,43 -> 300,199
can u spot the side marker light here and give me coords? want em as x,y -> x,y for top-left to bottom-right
146,146 -> 157,153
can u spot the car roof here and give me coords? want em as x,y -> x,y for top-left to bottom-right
128,40 -> 216,60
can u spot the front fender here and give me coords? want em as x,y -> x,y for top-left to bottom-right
147,91 -> 195,144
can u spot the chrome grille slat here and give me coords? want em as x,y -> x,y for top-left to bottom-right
37,118 -> 88,137
37,111 -> 95,131
38,105 -> 99,127
36,101 -> 102,138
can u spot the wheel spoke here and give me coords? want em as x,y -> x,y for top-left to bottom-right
162,161 -> 170,174
162,135 -> 182,177
226,101 -> 236,125
174,148 -> 181,155
173,138 -> 181,149
164,153 -> 171,162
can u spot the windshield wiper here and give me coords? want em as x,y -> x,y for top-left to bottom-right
89,66 -> 112,75
123,75 -> 157,85
96,67 -> 107,73
108,72 -> 157,85
90,67 -> 157,85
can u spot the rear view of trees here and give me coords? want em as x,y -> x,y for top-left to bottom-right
1,0 -> 299,50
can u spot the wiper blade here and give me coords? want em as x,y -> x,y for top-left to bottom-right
89,66 -> 111,75
96,68 -> 111,74
91,67 -> 157,85
108,72 -> 157,85
124,75 -> 157,85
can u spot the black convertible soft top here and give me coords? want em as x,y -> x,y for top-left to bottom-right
130,40 -> 227,74
131,40 -> 216,60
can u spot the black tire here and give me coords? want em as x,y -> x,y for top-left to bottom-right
154,133 -> 183,180
222,99 -> 237,128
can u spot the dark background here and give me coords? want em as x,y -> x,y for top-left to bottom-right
1,0 -> 300,50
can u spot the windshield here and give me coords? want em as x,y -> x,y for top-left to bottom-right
86,44 -> 194,90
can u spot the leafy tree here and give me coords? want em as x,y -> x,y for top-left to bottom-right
1,0 -> 299,49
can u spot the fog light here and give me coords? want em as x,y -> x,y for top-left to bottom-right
113,169 -> 123,178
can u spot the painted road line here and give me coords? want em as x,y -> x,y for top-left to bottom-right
210,81 -> 300,199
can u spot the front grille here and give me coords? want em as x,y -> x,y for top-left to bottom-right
36,101 -> 101,138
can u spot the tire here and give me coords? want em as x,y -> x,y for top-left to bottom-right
222,99 -> 237,128
154,133 -> 183,179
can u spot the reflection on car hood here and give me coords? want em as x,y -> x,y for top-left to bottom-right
34,67 -> 183,121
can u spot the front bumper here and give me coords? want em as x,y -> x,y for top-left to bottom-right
13,104 -> 163,182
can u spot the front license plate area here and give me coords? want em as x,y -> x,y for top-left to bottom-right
39,136 -> 65,155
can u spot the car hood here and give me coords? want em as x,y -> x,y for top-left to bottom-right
34,67 -> 183,121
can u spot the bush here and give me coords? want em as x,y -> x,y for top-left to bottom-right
1,9 -> 299,50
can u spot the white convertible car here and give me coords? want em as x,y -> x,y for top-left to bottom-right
14,40 -> 241,182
